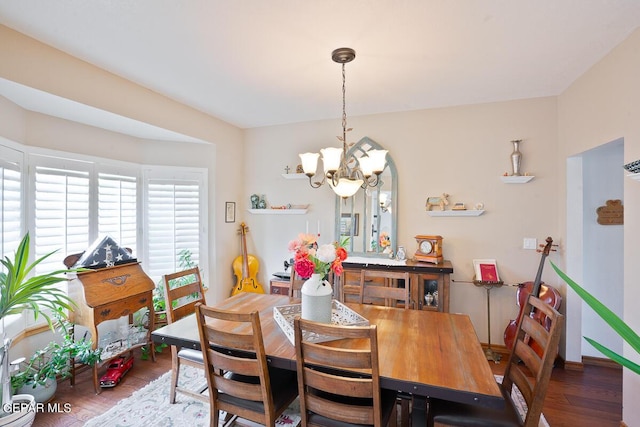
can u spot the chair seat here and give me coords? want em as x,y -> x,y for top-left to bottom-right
219,368 -> 298,413
429,394 -> 522,427
305,388 -> 398,427
177,348 -> 204,363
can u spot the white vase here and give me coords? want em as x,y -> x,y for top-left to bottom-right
300,273 -> 333,323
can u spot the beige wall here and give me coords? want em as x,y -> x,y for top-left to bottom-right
0,25 -> 244,303
558,27 -> 640,427
245,96 -> 560,353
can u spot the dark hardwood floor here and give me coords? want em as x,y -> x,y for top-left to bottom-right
32,348 -> 622,427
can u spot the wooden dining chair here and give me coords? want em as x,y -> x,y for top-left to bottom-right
163,266 -> 208,403
289,270 -> 305,298
425,295 -> 564,427
195,303 -> 299,427
294,317 -> 398,427
359,269 -> 411,309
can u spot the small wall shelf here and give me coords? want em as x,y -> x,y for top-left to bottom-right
281,173 -> 307,180
248,208 -> 308,215
627,172 -> 640,182
500,176 -> 534,184
427,210 -> 485,217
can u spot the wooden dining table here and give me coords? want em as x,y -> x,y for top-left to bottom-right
151,292 -> 504,410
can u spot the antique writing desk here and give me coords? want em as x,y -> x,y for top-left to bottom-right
152,292 -> 503,409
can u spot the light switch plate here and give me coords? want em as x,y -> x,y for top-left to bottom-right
523,238 -> 537,250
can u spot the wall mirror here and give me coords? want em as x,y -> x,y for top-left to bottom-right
333,137 -> 398,256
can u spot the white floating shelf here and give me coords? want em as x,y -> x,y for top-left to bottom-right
500,176 -> 535,184
427,210 -> 485,217
281,173 -> 307,180
627,172 -> 640,182
248,209 -> 308,215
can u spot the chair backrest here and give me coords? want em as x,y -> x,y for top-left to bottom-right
294,317 -> 384,426
502,295 -> 564,427
359,269 -> 411,309
289,270 -> 305,298
194,303 -> 278,425
162,267 -> 206,323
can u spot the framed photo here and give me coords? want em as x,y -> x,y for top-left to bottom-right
340,213 -> 359,236
225,202 -> 236,223
472,259 -> 500,282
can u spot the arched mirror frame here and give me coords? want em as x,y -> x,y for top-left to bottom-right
333,137 -> 398,256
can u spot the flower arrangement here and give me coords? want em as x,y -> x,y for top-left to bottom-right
379,232 -> 391,248
288,233 -> 348,280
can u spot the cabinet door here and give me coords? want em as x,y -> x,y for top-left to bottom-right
415,273 -> 449,312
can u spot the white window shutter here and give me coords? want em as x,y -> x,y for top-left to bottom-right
98,172 -> 138,256
0,146 -> 23,255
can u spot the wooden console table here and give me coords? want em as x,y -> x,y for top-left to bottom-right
338,259 -> 453,312
66,261 -> 156,393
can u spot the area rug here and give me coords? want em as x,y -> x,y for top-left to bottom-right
495,375 -> 550,427
84,365 -> 300,427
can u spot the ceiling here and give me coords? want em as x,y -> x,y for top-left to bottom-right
1,0 -> 640,132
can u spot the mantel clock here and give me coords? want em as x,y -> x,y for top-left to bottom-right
414,235 -> 443,264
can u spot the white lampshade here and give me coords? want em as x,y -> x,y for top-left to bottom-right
320,147 -> 343,173
329,177 -> 363,198
299,152 -> 320,175
367,149 -> 388,173
359,156 -> 374,177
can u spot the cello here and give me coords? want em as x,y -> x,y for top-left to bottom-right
231,222 -> 265,295
503,236 -> 562,355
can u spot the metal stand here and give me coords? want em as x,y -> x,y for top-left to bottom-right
473,280 -> 504,363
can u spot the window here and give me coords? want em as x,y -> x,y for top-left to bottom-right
143,168 -> 207,280
31,156 -> 91,275
0,144 -> 23,256
0,143 -> 208,285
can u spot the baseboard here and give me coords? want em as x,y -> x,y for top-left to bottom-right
582,355 -> 622,370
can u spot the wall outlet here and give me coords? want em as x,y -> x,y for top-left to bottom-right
523,238 -> 537,250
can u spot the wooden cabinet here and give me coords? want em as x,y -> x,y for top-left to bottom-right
67,262 -> 155,393
338,260 -> 453,312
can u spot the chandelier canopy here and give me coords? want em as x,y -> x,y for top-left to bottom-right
299,48 -> 387,198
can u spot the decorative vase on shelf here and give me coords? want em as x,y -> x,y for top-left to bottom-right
510,139 -> 523,176
301,273 -> 333,323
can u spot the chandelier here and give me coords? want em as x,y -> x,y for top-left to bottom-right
299,48 -> 387,198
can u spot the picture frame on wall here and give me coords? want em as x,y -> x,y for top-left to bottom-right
340,213 -> 359,236
225,202 -> 236,223
472,259 -> 500,282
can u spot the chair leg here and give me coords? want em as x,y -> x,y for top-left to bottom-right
399,396 -> 410,427
169,347 -> 180,404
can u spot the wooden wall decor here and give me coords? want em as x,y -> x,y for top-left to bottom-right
596,199 -> 623,225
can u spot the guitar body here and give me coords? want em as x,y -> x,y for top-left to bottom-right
503,237 -> 561,356
231,222 -> 265,295
232,253 -> 263,295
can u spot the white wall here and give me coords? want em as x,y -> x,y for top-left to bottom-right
559,27 -> 640,427
581,140 -> 624,358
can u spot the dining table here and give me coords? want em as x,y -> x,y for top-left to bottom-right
151,292 -> 504,410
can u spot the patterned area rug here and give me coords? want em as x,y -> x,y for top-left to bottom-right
83,366 -> 300,427
83,368 -> 548,427
495,375 -> 550,427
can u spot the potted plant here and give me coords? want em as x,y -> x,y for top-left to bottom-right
0,233 -> 81,421
10,314 -> 101,403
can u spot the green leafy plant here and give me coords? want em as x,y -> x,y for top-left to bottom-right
10,314 -> 101,390
0,233 -> 79,327
551,261 -> 640,374
0,233 -> 86,410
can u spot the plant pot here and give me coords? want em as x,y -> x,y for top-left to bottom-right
0,394 -> 36,427
17,378 -> 56,404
